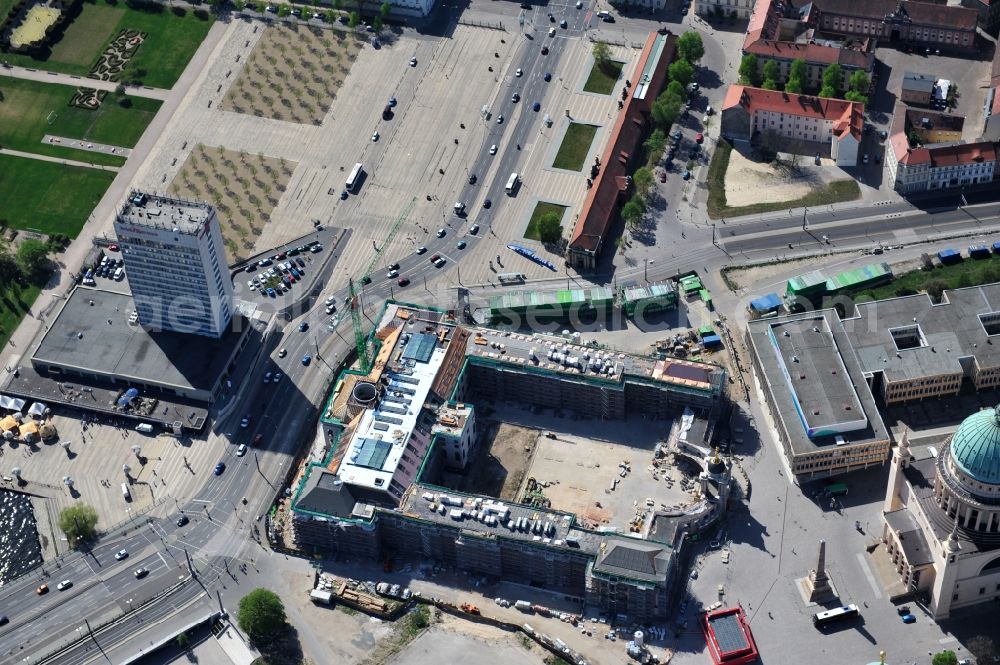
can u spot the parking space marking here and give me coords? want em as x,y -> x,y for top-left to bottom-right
854,551 -> 882,599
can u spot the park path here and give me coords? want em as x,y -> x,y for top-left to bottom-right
0,64 -> 170,100
0,147 -> 121,171
0,20 -> 230,372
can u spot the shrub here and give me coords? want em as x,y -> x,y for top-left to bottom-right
170,5 -> 186,15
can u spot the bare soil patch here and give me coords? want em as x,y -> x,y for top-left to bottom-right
448,420 -> 538,500
221,23 -> 363,125
723,148 -> 824,208
167,144 -> 295,261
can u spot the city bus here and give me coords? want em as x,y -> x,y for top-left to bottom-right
346,162 -> 364,193
505,172 -> 520,195
813,604 -> 859,628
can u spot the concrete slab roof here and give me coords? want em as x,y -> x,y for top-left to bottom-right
747,309 -> 888,457
845,285 -> 1000,384
32,286 -> 244,394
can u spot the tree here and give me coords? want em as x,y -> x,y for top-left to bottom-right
844,91 -> 867,104
16,238 -> 51,283
536,213 -> 563,244
931,651 -> 958,665
668,59 -> 694,87
58,504 -> 99,547
968,636 -> 998,664
643,128 -> 667,160
373,16 -> 383,32
277,4 -> 290,16
0,245 -> 18,285
821,63 -> 842,97
666,80 -> 686,101
348,10 -> 360,27
925,279 -> 948,302
593,41 -> 612,73
379,0 -> 390,18
738,54 -> 759,87
238,589 -> 287,644
848,70 -> 869,95
621,199 -> 643,228
651,94 -> 682,129
763,60 -> 781,85
676,31 -> 704,64
819,85 -> 836,99
633,166 -> 654,200
785,58 -> 806,93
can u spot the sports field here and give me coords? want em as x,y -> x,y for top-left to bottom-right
0,77 -> 160,166
0,154 -> 114,236
1,0 -> 213,88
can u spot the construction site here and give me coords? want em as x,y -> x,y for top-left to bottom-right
290,302 -> 733,621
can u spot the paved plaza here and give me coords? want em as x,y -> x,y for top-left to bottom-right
125,18 -> 638,290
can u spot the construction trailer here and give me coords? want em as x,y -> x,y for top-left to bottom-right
824,262 -> 893,295
938,248 -> 962,265
489,287 -> 614,324
749,293 -> 782,317
785,270 -> 827,300
620,281 -> 678,317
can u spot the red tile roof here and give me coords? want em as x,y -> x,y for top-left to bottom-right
811,0 -> 977,29
723,85 -> 864,140
742,39 -> 873,69
568,33 -> 676,256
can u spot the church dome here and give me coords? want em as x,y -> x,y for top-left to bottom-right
949,405 -> 1000,485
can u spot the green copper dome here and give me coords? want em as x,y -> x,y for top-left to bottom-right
950,406 -> 1000,485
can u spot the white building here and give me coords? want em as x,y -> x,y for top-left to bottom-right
697,0 -> 754,19
114,192 -> 234,338
882,408 -> 1000,619
432,402 -> 477,471
720,85 -> 862,166
885,134 -> 999,194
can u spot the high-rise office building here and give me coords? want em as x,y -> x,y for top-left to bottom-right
114,191 -> 234,338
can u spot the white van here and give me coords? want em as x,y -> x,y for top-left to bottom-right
135,423 -> 154,434
122,483 -> 131,501
113,267 -> 124,281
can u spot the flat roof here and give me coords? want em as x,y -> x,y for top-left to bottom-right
465,328 -> 722,393
335,325 -> 448,491
706,612 -> 750,656
767,315 -> 868,436
32,287 -> 245,394
747,309 -> 888,457
117,191 -> 212,235
846,285 -> 1000,383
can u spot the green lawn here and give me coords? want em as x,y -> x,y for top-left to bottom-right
857,255 -> 1000,302
583,60 -> 624,95
553,123 -> 598,171
0,76 -> 160,166
0,0 -> 17,21
1,0 -> 213,88
524,202 -> 567,241
0,154 -> 115,236
706,140 -> 861,218
0,281 -> 42,352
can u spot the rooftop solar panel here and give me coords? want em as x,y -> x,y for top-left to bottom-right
401,333 -> 437,363
708,614 -> 748,655
353,438 -> 392,470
